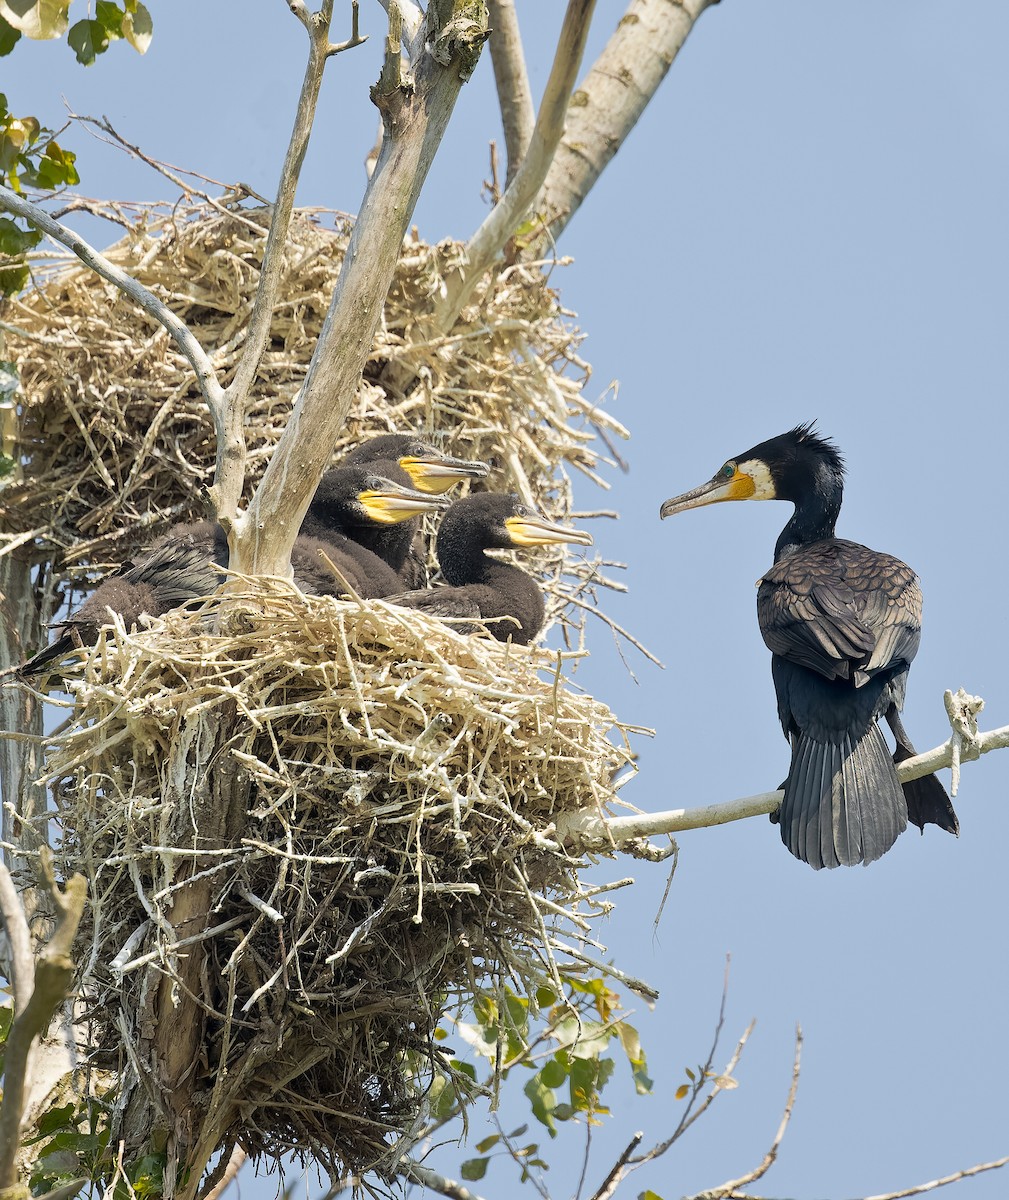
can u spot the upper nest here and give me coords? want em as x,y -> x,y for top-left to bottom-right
46,583 -> 639,1173
1,202 -> 625,594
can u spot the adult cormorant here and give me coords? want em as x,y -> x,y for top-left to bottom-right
331,435 -> 490,585
659,423 -> 957,869
20,472 -> 447,676
388,492 -> 592,645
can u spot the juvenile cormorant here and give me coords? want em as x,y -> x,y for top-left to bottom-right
388,492 -> 592,645
334,435 -> 490,585
20,472 -> 446,676
659,423 -> 958,870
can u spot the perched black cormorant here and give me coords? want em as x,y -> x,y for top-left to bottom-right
20,471 -> 447,676
333,435 -> 490,585
388,492 -> 592,645
659,423 -> 958,870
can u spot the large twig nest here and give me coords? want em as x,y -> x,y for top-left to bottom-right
1,201 -> 627,642
46,582 -> 639,1173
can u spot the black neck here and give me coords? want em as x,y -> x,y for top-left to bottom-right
774,466 -> 842,561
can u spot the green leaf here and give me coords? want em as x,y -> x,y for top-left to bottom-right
523,1073 -> 558,1137
95,0 -> 123,36
0,216 -> 42,254
0,15 -> 20,53
535,985 -> 556,1009
615,1020 -> 653,1095
474,1133 -> 500,1154
539,1057 -> 568,1089
460,1157 -> 489,1182
639,1191 -> 665,1200
68,17 -> 110,64
122,0 -> 151,53
0,262 -> 29,293
0,0 -> 70,40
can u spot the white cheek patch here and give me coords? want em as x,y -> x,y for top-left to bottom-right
738,458 -> 776,499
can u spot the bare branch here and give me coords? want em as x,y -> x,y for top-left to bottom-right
0,184 -> 226,430
214,4 -> 337,525
558,704 -> 1009,856
285,0 -> 312,30
0,861 -> 33,1013
487,0 -> 535,184
0,850 -> 86,1189
376,0 -> 423,51
401,1158 -> 490,1200
694,1027 -> 803,1199
589,1131 -> 643,1200
531,0 -> 719,250
431,0 -> 596,331
202,1146 -> 247,1200
237,1 -> 490,577
328,0 -> 367,55
861,1155 -> 1009,1200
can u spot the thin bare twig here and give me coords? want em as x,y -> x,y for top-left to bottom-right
401,1158 -> 490,1200
589,1130 -> 643,1200
487,0 -> 535,185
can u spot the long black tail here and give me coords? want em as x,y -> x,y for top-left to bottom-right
779,723 -> 908,869
18,633 -> 77,678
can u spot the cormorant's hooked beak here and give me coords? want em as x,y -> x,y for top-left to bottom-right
660,464 -> 765,519
357,482 -> 452,525
398,453 -> 491,494
505,515 -> 593,548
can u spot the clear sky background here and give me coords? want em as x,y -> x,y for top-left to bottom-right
4,2 -> 1008,1198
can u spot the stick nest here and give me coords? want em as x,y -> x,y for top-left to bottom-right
47,582 -> 638,1174
2,201 -> 627,640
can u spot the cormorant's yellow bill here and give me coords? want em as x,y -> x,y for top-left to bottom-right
504,512 -> 593,548
659,458 -> 776,518
398,452 -> 491,494
357,481 -> 452,525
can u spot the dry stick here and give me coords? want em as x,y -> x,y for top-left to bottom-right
239,2 -> 490,578
694,1027 -> 804,1199
431,0 -> 597,334
487,0 -> 535,184
401,1159 -> 489,1200
0,851 -> 86,1190
0,861 -> 33,1013
557,714 -> 1009,856
531,0 -> 720,252
0,183 -> 226,424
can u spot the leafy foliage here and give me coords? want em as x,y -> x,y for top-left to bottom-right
441,974 -> 653,1186
0,0 -> 151,61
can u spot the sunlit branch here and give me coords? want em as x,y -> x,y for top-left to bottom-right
432,0 -> 596,331
487,0 -> 534,184
558,694 -> 1007,857
0,184 -> 226,434
401,1159 -> 490,1200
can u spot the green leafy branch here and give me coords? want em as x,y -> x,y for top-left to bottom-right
0,1 -> 152,66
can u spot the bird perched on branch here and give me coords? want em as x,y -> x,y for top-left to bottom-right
388,492 -> 593,645
659,423 -> 958,869
326,434 -> 490,585
20,470 -> 449,677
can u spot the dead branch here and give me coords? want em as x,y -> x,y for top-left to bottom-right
558,691 -> 1007,856
530,0 -> 720,251
401,1158 -> 491,1200
0,850 -> 86,1189
430,0 -> 596,333
487,0 -> 535,184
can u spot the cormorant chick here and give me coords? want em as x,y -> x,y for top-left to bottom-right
20,472 -> 447,677
659,423 -> 957,870
388,492 -> 593,645
333,435 -> 490,585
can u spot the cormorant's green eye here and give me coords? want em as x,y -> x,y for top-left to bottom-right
721,462 -> 735,479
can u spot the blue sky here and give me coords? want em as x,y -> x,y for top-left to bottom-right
5,2 -> 1008,1197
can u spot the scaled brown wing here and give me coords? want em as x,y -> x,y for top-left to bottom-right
757,538 -> 923,682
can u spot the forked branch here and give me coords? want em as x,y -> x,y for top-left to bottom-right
486,0 -> 534,183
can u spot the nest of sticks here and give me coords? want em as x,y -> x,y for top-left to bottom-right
2,201 -> 645,1174
45,582 -> 639,1172
1,200 -> 627,641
